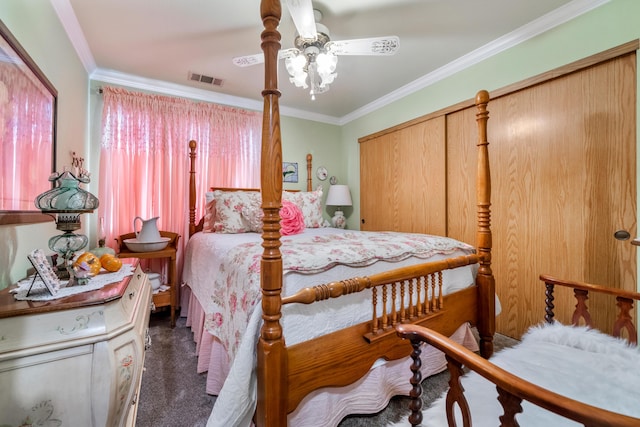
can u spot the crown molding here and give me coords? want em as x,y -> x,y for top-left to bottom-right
50,0 -> 96,72
339,0 -> 610,125
91,68 -> 263,109
90,68 -> 341,125
54,0 -> 609,126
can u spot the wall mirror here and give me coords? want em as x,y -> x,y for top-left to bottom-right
0,19 -> 57,225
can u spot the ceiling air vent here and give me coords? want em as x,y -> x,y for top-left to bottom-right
188,71 -> 224,87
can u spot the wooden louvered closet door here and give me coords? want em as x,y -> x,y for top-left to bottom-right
361,49 -> 636,339
360,116 -> 446,235
447,53 -> 636,338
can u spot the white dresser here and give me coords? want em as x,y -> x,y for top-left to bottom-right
0,262 -> 151,427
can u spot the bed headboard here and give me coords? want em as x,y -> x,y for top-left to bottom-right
187,141 -> 313,237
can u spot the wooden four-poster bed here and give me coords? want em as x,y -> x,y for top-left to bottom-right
181,1 -> 495,426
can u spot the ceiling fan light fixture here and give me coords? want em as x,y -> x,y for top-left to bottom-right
307,62 -> 329,101
235,3 -> 398,100
285,52 -> 309,88
285,37 -> 338,99
316,51 -> 337,87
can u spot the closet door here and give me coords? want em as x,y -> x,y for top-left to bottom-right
360,117 -> 446,234
448,53 -> 637,338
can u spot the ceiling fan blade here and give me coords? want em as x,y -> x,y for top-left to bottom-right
233,48 -> 299,67
232,53 -> 264,67
284,0 -> 317,40
328,36 -> 400,56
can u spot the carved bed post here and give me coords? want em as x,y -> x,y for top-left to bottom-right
257,1 -> 287,426
475,90 -> 495,358
307,153 -> 313,191
188,140 -> 197,238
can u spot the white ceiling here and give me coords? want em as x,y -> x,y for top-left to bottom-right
56,0 -> 603,122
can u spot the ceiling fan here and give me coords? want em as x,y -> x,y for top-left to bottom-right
232,0 -> 400,100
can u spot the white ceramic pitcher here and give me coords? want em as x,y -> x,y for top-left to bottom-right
133,216 -> 161,242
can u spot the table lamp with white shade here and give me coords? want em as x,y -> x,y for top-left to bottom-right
325,184 -> 352,229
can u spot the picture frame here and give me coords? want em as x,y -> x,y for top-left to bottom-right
283,162 -> 298,183
27,249 -> 62,296
0,19 -> 57,225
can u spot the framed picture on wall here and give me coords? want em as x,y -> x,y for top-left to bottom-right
283,162 -> 298,183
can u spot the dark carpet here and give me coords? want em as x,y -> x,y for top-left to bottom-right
136,311 -> 518,426
136,312 -> 215,427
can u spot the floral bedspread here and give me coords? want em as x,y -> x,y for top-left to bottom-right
203,231 -> 474,360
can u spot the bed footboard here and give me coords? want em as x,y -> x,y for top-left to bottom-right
284,253 -> 482,341
281,254 -> 481,412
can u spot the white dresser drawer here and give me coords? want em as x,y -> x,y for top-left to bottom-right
0,265 -> 148,357
118,265 -> 147,319
0,262 -> 152,427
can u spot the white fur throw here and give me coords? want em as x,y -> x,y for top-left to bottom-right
389,322 -> 640,427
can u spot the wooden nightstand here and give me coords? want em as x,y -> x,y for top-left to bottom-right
116,231 -> 180,327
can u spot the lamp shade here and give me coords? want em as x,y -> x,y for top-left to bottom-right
35,171 -> 99,213
326,185 -> 352,207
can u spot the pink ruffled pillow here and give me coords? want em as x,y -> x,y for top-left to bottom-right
202,199 -> 217,232
280,200 -> 305,236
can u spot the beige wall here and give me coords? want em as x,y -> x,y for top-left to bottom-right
280,116 -> 343,212
0,1 -> 90,288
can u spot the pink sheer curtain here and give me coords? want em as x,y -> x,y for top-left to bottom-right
0,62 -> 54,210
98,86 -> 261,262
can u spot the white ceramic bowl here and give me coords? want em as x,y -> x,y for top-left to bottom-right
123,237 -> 170,252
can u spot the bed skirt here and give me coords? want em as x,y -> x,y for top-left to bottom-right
183,285 -> 478,427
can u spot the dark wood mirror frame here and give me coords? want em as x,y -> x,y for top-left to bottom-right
0,19 -> 57,225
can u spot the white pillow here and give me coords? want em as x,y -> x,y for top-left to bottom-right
283,187 -> 324,228
211,190 -> 261,233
